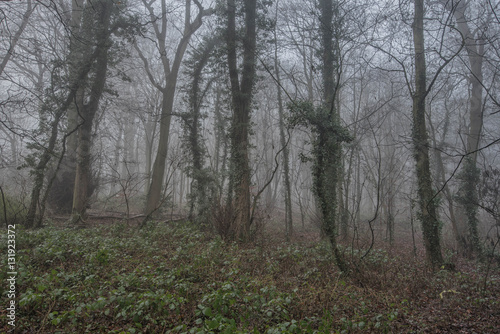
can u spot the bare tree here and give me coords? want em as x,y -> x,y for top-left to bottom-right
439,0 -> 488,256
70,0 -> 116,224
225,0 -> 258,240
136,0 -> 214,219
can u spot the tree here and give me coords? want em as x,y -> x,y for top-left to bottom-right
48,0 -> 86,214
225,0 -> 258,240
0,0 -> 35,76
70,0 -> 117,224
411,0 -> 444,267
24,0 -> 130,227
68,0 -> 142,223
273,0 -> 293,240
287,0 -> 352,270
317,0 -> 347,268
280,0 -> 319,103
137,0 -> 214,219
439,0 -> 487,256
181,35 -> 220,224
24,0 -> 114,227
366,0 -> 463,266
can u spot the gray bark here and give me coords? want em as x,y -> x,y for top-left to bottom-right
412,0 -> 444,267
140,0 -> 213,218
226,0 -> 258,240
71,0 -> 113,224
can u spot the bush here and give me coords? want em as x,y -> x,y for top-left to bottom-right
212,203 -> 237,241
0,192 -> 27,226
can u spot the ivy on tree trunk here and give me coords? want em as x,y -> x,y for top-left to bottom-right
412,0 -> 444,268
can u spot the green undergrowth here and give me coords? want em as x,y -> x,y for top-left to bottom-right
0,193 -> 27,226
1,221 -> 499,333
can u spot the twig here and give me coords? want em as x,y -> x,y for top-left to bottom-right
482,226 -> 500,293
37,298 -> 56,333
249,127 -> 292,227
0,185 -> 8,228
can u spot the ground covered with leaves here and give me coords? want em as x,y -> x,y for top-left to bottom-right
1,221 -> 499,333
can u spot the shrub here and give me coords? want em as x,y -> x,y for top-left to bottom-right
0,192 -> 27,226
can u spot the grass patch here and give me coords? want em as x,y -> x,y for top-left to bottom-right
1,221 -> 499,333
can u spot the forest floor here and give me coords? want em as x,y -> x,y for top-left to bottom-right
1,219 -> 499,333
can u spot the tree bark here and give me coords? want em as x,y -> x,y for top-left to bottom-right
143,105 -> 158,196
25,42 -> 100,227
67,0 -> 86,156
71,0 -> 113,224
25,1 -> 106,227
141,0 -> 213,218
454,1 -> 484,256
226,0 -> 257,240
184,37 -> 218,222
25,111 -> 64,228
276,61 -> 293,240
412,0 -> 444,267
48,0 -> 87,213
273,7 -> 293,239
0,0 -> 34,76
109,123 -> 123,197
314,0 -> 347,271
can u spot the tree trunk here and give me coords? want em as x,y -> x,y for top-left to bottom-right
437,0 -> 484,258
455,1 -> 484,256
48,0 -> 86,213
184,37 -> 219,223
274,31 -> 293,240
110,123 -> 123,196
226,0 -> 257,240
66,0 -> 86,155
144,85 -> 175,217
213,86 -> 228,198
429,108 -> 464,250
25,111 -> 64,228
316,0 -> 347,271
386,185 -> 394,246
25,0 -> 100,227
340,152 -> 353,240
412,0 -> 443,267
122,112 -> 138,177
143,108 -> 157,196
142,0 -> 213,218
71,0 -> 112,224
